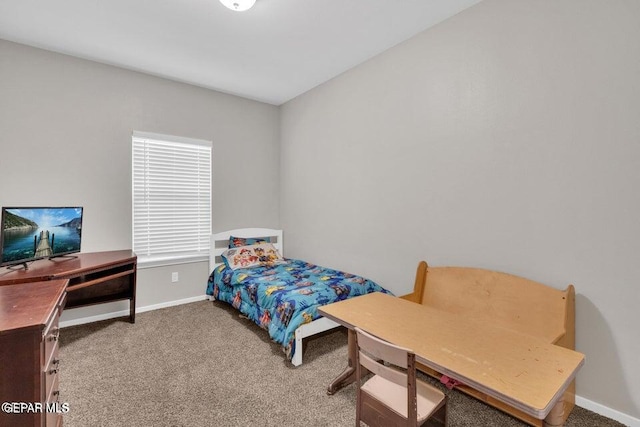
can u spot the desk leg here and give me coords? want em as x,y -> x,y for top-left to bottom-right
326,328 -> 358,395
129,272 -> 137,324
544,395 -> 565,427
129,297 -> 136,323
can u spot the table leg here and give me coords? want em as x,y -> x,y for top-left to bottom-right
326,328 -> 358,395
129,297 -> 136,323
544,395 -> 565,426
130,273 -> 137,323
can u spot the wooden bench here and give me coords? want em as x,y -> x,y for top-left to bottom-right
401,261 -> 576,427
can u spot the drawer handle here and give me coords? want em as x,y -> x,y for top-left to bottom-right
49,328 -> 60,342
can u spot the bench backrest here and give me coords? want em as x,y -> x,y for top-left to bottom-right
409,262 -> 574,345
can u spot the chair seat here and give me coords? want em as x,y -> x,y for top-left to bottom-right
361,374 -> 445,423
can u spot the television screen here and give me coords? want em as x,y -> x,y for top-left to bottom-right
1,207 -> 83,267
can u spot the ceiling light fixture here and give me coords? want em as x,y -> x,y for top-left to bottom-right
219,0 -> 256,12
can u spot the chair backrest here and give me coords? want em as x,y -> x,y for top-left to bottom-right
355,327 -> 418,422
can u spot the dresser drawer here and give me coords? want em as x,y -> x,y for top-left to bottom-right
44,343 -> 61,400
46,410 -> 63,427
43,307 -> 62,368
45,373 -> 62,427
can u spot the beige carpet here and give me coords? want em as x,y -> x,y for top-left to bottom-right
59,300 -> 624,427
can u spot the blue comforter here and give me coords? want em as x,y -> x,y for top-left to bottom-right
206,259 -> 390,360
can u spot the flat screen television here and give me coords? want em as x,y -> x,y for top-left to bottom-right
0,207 -> 83,268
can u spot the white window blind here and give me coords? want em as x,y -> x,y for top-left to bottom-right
132,132 -> 212,265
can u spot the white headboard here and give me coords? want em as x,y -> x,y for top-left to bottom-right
209,228 -> 284,273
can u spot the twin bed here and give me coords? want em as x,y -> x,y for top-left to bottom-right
205,228 -> 390,366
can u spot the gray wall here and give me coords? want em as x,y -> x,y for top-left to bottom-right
0,39 -> 280,322
2,0 -> 639,421
281,0 -> 640,420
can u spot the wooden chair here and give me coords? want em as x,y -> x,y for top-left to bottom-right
355,327 -> 447,427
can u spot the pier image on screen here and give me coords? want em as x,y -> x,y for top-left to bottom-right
1,207 -> 83,265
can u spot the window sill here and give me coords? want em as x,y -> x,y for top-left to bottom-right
137,254 -> 208,269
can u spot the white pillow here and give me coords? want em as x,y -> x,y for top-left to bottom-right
222,242 -> 286,270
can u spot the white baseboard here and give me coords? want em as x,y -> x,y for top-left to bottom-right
59,295 -> 209,328
576,395 -> 639,427
58,297 -> 640,427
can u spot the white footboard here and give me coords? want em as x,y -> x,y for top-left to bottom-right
291,317 -> 341,366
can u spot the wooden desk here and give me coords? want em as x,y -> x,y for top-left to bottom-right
318,292 -> 585,426
0,250 -> 137,323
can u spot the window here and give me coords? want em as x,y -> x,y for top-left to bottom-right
132,131 -> 212,266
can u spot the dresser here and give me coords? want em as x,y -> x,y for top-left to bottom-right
0,279 -> 67,427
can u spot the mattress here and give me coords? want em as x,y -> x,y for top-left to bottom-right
206,258 -> 390,360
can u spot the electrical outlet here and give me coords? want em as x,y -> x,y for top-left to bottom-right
171,272 -> 179,282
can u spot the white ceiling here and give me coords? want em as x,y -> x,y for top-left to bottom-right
0,0 -> 481,106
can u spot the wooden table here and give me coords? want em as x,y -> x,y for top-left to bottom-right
318,292 -> 585,426
0,250 -> 137,323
